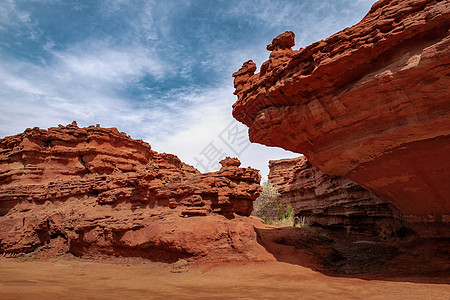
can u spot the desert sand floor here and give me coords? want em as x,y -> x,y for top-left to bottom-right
1,257 -> 449,300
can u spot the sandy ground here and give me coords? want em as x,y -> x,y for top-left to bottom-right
1,256 -> 449,300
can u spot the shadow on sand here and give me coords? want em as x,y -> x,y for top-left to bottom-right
255,226 -> 450,284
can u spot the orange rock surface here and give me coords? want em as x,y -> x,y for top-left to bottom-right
0,123 -> 267,261
232,0 -> 450,238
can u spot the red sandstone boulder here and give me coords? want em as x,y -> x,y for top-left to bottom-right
0,124 -> 267,262
220,157 -> 241,167
266,31 -> 295,51
232,0 -> 450,238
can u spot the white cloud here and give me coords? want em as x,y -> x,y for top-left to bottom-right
148,84 -> 296,180
50,43 -> 166,83
0,42 -> 165,138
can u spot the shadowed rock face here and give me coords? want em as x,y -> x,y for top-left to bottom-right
232,0 -> 450,238
0,123 -> 267,261
268,156 -> 412,239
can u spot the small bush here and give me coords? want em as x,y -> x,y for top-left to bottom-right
253,182 -> 301,227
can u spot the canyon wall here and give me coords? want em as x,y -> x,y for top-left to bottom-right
268,156 -> 411,239
232,0 -> 450,238
0,123 -> 270,262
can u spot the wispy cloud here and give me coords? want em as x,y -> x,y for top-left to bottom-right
225,0 -> 377,48
0,0 -> 41,40
53,43 -> 165,84
0,42 -> 164,137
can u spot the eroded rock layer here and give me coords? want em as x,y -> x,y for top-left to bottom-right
269,156 -> 412,239
0,123 -> 268,262
232,0 -> 450,237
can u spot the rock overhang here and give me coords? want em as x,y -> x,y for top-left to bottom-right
232,0 -> 450,238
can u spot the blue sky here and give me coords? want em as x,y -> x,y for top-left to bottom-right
0,0 -> 376,179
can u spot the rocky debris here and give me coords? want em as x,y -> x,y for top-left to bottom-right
170,258 -> 189,273
0,124 -> 267,262
232,0 -> 450,238
269,156 -> 412,239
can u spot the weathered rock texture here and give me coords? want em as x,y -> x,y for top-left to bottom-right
269,156 -> 412,239
232,0 -> 450,238
0,123 -> 268,262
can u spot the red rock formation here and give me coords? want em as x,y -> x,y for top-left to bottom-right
0,123 -> 268,262
232,0 -> 450,238
269,156 -> 412,239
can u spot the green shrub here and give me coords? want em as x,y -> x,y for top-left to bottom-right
252,181 -> 280,221
253,182 -> 303,227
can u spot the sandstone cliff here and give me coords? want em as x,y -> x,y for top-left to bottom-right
268,156 -> 411,239
0,123 -> 268,262
232,0 -> 450,238
1,124 -> 447,277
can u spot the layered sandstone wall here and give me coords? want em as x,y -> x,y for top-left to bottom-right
268,156 -> 411,238
232,0 -> 450,238
0,123 -> 268,262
